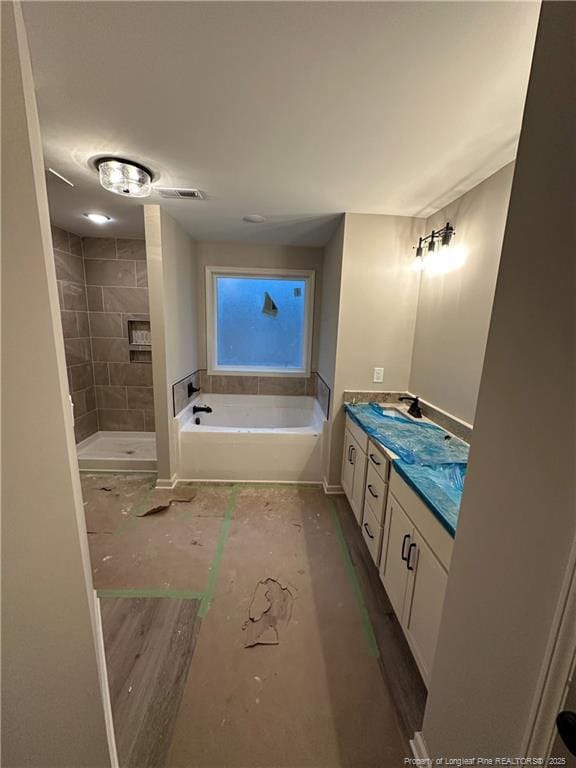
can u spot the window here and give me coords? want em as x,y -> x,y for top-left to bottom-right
206,267 -> 315,376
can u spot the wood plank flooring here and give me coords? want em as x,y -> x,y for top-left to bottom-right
334,494 -> 428,741
100,597 -> 201,768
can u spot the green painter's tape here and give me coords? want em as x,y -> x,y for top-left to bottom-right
97,588 -> 203,600
328,498 -> 380,659
199,485 -> 237,618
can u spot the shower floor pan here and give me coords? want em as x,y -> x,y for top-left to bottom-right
77,431 -> 157,471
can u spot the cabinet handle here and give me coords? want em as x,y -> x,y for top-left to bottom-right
350,445 -> 355,465
401,533 -> 410,561
369,453 -> 381,466
407,542 -> 416,571
367,484 -> 378,499
347,445 -> 353,463
363,522 -> 374,539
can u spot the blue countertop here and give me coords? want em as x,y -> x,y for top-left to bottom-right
344,403 -> 469,537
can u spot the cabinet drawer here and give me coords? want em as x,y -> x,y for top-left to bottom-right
361,502 -> 383,566
345,415 -> 368,453
367,441 -> 390,482
365,462 -> 387,524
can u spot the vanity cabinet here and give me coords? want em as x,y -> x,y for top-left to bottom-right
380,468 -> 453,686
341,422 -> 368,524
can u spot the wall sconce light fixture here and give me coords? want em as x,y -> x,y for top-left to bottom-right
413,222 -> 455,271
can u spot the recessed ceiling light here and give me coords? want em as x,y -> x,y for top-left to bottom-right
84,213 -> 111,224
243,214 -> 266,224
95,157 -> 153,198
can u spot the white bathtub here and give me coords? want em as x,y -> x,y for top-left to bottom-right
175,394 -> 325,482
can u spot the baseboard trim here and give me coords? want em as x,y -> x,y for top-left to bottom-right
92,591 -> 119,768
410,731 -> 430,762
174,477 -> 322,487
155,474 -> 178,489
323,478 -> 344,495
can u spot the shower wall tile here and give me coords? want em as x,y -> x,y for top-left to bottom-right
74,411 -> 98,444
83,237 -> 116,260
95,385 -> 128,410
60,310 -> 78,339
98,409 -> 145,432
92,362 -> 110,385
127,386 -> 154,410
89,312 -> 124,338
109,362 -> 153,387
62,281 -> 88,311
87,285 -> 104,311
51,225 -> 97,443
91,337 -> 130,363
116,238 -> 146,260
82,235 -> 153,433
211,375 -> 259,395
85,259 -> 137,287
102,286 -> 149,314
54,250 -> 85,284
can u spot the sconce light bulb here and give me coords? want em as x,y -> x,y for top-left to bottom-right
428,237 -> 436,253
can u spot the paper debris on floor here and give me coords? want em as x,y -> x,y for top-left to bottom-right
243,577 -> 295,648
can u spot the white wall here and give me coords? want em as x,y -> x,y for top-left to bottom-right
145,206 -> 198,482
422,1 -> 576,757
410,163 -> 514,424
2,4 -> 113,764
320,213 -> 422,487
194,240 -> 323,370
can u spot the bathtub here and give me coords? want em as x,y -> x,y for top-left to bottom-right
175,394 -> 325,482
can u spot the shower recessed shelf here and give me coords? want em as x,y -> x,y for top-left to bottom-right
127,319 -> 151,347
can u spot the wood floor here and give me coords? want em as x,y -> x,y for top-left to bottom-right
82,474 -> 426,767
100,597 -> 201,768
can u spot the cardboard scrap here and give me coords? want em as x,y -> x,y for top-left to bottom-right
243,578 -> 295,648
134,487 -> 198,517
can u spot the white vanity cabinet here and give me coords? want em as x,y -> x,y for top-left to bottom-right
341,417 -> 368,524
380,468 -> 453,687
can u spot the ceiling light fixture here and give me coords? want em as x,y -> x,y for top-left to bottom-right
84,212 -> 111,224
96,157 -> 153,198
243,214 -> 267,224
412,222 -> 455,272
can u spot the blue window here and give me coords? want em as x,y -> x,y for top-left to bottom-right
207,268 -> 314,375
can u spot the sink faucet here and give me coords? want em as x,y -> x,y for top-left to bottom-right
192,404 -> 213,415
399,395 -> 422,419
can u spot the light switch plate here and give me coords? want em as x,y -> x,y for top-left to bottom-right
373,367 -> 384,383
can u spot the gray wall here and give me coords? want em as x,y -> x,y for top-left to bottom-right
410,163 -> 515,424
51,225 -> 97,442
422,1 -> 576,757
83,236 -> 155,433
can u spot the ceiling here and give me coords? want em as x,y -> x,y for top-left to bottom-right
24,1 -> 540,246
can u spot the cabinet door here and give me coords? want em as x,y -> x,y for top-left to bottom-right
341,430 -> 355,502
350,441 -> 367,525
380,495 -> 412,620
403,528 -> 448,685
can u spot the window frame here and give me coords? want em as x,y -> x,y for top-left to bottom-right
205,266 -> 315,377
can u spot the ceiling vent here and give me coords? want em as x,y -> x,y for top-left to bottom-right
157,188 -> 207,200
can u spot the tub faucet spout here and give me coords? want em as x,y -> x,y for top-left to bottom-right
192,405 -> 213,415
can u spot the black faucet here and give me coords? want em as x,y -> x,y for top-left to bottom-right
187,382 -> 200,398
192,404 -> 213,415
399,395 -> 422,419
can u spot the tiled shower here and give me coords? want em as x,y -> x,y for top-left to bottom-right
51,225 -> 155,445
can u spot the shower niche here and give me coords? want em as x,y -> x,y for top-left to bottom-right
127,319 -> 152,363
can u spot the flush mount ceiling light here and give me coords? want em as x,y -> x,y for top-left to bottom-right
84,212 -> 111,224
96,157 -> 153,198
412,222 -> 455,272
243,214 -> 267,224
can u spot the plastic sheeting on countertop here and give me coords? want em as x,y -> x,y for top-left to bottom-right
344,403 -> 469,537
344,403 -> 469,466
